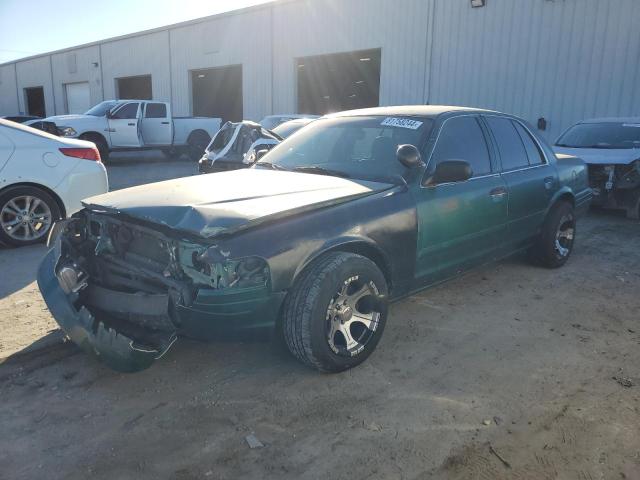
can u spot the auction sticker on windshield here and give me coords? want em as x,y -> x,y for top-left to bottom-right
381,117 -> 423,130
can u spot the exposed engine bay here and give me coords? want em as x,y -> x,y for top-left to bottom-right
51,211 -> 270,362
588,160 -> 640,218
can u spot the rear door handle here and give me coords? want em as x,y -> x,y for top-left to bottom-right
544,176 -> 555,190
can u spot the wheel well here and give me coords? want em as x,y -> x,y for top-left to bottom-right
79,131 -> 107,145
187,129 -> 210,143
323,242 -> 393,291
0,182 -> 66,218
553,192 -> 575,209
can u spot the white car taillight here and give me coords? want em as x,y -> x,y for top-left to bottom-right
59,147 -> 101,162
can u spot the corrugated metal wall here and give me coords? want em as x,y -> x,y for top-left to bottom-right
50,46 -> 102,113
1,0 -> 639,139
0,64 -> 19,115
428,0 -> 640,140
100,30 -> 172,103
15,56 -> 55,116
169,8 -> 272,120
271,0 -> 432,114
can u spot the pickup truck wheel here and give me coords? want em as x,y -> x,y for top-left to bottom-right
80,133 -> 109,163
530,202 -> 576,268
0,186 -> 62,247
282,252 -> 389,373
187,131 -> 210,161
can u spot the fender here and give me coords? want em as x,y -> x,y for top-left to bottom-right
545,185 -> 575,216
291,235 -> 393,291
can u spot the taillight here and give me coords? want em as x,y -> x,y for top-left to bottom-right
59,147 -> 101,162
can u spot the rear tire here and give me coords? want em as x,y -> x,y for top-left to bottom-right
186,131 -> 210,162
80,133 -> 109,163
282,252 -> 389,373
529,201 -> 576,268
0,186 -> 62,247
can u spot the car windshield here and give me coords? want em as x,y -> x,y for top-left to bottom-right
256,115 -> 433,183
556,122 -> 640,149
272,121 -> 310,139
85,101 -> 119,117
260,116 -> 286,130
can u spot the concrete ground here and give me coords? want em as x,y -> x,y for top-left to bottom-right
0,153 -> 638,480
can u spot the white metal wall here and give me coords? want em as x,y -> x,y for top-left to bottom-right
1,0 -> 639,140
50,46 -> 102,114
169,8 -> 272,120
428,0 -> 640,140
271,0 -> 433,114
0,64 -> 19,115
100,30 -> 172,103
15,56 -> 55,116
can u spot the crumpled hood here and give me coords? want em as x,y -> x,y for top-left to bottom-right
553,146 -> 640,165
82,169 -> 394,238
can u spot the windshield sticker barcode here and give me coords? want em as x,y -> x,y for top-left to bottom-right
381,117 -> 423,130
622,123 -> 640,128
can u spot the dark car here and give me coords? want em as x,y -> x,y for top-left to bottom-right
38,106 -> 592,373
1,115 -> 41,123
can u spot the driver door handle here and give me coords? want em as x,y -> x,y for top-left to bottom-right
127,122 -> 135,126
489,186 -> 508,198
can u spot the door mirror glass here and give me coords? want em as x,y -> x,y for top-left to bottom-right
425,160 -> 473,186
105,109 -> 113,119
396,144 -> 424,168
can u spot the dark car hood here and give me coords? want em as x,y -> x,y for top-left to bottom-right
82,169 -> 394,238
553,146 -> 640,165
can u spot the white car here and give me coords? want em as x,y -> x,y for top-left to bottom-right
0,119 -> 108,247
44,100 -> 221,162
259,114 -> 319,130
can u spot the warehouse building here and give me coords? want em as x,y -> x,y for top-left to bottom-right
0,0 -> 639,140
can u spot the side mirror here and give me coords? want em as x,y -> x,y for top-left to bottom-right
255,149 -> 270,161
106,109 -> 113,119
396,144 -> 425,169
425,160 -> 473,186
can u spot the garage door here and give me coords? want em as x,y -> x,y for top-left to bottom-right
297,48 -> 381,115
65,82 -> 91,114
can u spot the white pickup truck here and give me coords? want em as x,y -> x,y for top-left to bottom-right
44,100 -> 221,162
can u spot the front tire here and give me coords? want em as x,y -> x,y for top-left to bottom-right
529,201 -> 576,268
0,186 -> 62,247
282,252 -> 389,373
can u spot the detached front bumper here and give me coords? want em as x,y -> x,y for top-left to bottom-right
37,248 -> 176,373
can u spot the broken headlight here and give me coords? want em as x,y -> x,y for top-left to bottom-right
184,244 -> 270,290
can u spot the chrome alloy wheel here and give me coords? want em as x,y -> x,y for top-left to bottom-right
326,275 -> 381,357
554,214 -> 575,258
0,195 -> 52,242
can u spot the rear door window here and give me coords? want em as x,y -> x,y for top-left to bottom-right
513,122 -> 546,165
485,116 -> 529,171
145,103 -> 167,118
429,116 -> 492,177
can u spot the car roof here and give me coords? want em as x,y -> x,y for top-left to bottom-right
579,117 -> 640,124
325,105 -> 501,119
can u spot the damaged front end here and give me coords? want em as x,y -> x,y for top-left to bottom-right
588,160 -> 640,218
38,211 -> 273,372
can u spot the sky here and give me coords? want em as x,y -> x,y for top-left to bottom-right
0,0 -> 274,63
